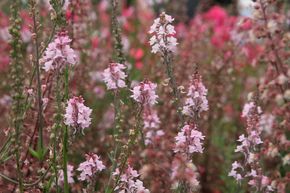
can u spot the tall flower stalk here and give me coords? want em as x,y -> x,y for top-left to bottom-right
149,12 -> 184,125
28,0 -> 46,161
9,1 -> 25,192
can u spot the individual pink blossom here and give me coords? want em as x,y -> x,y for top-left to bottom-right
77,153 -> 105,181
149,12 -> 177,54
131,80 -> 158,106
41,31 -> 77,72
102,63 -> 127,90
228,161 -> 243,182
64,96 -> 92,132
58,164 -> 74,185
113,165 -> 150,193
174,124 -> 205,155
182,73 -> 208,117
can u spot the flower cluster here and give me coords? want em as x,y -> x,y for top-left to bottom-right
103,63 -> 127,90
149,12 -> 177,54
171,156 -> 199,190
41,31 -> 77,72
229,100 -> 274,192
113,165 -> 150,193
131,80 -> 158,106
77,153 -> 105,181
142,109 -> 164,145
64,96 -> 92,132
182,73 -> 208,117
58,164 -> 75,185
174,124 -> 205,155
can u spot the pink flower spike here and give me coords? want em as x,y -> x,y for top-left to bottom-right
77,153 -> 105,182
131,80 -> 158,106
102,63 -> 127,90
149,12 -> 178,54
41,31 -> 77,72
64,96 -> 92,133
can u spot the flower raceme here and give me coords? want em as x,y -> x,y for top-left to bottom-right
64,96 -> 92,133
102,63 -> 127,90
229,100 -> 274,192
182,73 -> 208,117
41,31 -> 77,72
149,12 -> 177,54
131,80 -> 158,106
77,153 -> 105,182
174,124 -> 205,155
113,165 -> 150,193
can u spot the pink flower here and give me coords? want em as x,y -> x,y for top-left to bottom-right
182,73 -> 208,117
143,109 -> 160,129
228,161 -> 243,182
102,63 -> 127,90
204,6 -> 227,26
131,80 -> 158,106
149,12 -> 177,54
58,164 -> 74,185
64,96 -> 92,132
77,153 -> 105,181
174,124 -> 205,155
41,31 -> 77,72
113,165 -> 150,193
171,156 -> 200,189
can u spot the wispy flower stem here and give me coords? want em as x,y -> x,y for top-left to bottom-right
62,66 -> 69,193
162,51 -> 184,126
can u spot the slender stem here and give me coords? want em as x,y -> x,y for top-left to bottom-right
53,73 -> 62,193
112,106 -> 143,190
10,1 -> 25,192
31,0 -> 44,152
104,91 -> 121,193
62,65 -> 69,193
162,51 -> 184,126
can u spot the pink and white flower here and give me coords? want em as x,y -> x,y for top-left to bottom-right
113,165 -> 150,193
174,124 -> 205,155
149,12 -> 177,54
64,96 -> 92,132
131,80 -> 158,106
41,31 -> 77,72
77,153 -> 105,181
182,73 -> 208,117
103,63 -> 127,90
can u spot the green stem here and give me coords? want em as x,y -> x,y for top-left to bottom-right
53,73 -> 62,193
10,1 -> 25,192
31,0 -> 44,152
62,65 -> 69,193
163,51 -> 185,126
